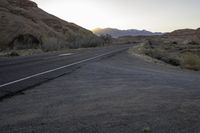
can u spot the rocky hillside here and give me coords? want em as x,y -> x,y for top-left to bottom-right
92,28 -> 162,38
0,0 -> 101,51
164,28 -> 200,43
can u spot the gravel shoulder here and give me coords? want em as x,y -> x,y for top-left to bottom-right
0,50 -> 200,133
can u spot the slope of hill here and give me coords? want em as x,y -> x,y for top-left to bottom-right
92,28 -> 162,38
0,0 -> 101,51
164,28 -> 200,42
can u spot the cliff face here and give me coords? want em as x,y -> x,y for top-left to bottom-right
0,0 -> 100,51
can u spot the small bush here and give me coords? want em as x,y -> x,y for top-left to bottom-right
68,36 -> 103,49
144,48 -> 165,60
142,127 -> 151,132
145,48 -> 181,66
9,51 -> 20,56
42,37 -> 67,51
181,52 -> 200,70
100,34 -> 112,44
161,56 -> 180,66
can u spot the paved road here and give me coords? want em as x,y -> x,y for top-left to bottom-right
0,46 -> 200,133
0,45 -> 130,99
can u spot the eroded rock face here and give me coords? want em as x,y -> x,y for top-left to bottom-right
9,34 -> 41,49
7,0 -> 38,9
0,0 -> 99,50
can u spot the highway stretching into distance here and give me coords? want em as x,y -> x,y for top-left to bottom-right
0,44 -> 200,133
0,45 -> 129,99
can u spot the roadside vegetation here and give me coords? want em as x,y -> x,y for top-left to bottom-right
180,52 -> 200,71
0,49 -> 44,57
129,38 -> 200,71
0,34 -> 113,57
142,127 -> 151,132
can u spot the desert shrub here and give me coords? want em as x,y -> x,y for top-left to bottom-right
42,37 -> 67,51
1,51 -> 20,57
100,34 -> 112,44
17,49 -> 43,56
9,51 -> 20,56
161,56 -> 180,66
146,49 -> 180,65
135,43 -> 180,66
142,127 -> 151,132
68,36 -> 103,49
181,52 -> 200,70
41,35 -> 104,50
132,39 -> 200,70
144,48 -> 164,59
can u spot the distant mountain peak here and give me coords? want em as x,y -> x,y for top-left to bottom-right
92,28 -> 163,38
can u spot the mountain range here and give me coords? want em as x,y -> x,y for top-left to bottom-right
92,28 -> 163,38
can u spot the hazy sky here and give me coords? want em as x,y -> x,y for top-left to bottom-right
32,0 -> 200,32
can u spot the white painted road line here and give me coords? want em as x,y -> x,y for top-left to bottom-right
58,53 -> 74,57
0,48 -> 127,88
43,53 -> 74,60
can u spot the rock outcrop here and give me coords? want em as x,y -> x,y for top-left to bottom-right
0,0 -> 101,51
161,29 -> 200,45
164,28 -> 200,43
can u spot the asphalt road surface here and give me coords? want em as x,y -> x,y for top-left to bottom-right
0,45 -> 129,98
0,45 -> 200,133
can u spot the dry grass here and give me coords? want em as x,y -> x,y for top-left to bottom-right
142,127 -> 151,132
0,49 -> 44,57
129,44 -> 181,66
130,43 -> 200,71
180,52 -> 200,71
